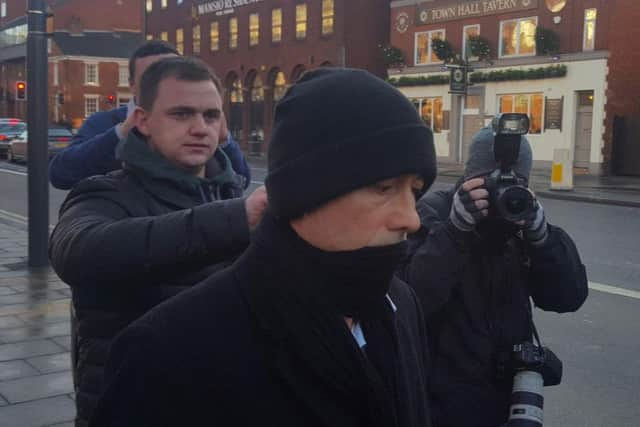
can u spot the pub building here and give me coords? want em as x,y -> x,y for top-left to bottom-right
145,0 -> 392,156
389,0 -> 640,176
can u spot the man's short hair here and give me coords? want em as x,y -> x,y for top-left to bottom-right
138,56 -> 223,111
129,40 -> 180,82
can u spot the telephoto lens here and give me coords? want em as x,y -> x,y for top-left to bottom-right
508,370 -> 544,426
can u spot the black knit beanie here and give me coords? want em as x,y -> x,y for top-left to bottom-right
265,68 -> 437,219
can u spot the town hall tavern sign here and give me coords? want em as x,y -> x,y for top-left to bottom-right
417,0 -> 539,25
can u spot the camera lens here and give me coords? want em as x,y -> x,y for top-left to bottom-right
503,187 -> 532,215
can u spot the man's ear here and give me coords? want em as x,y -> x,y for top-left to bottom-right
133,107 -> 151,136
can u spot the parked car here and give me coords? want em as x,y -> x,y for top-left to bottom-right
0,119 -> 26,158
7,127 -> 73,163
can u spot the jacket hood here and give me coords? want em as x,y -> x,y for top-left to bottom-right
115,129 -> 237,194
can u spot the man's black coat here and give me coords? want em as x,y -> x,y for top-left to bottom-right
398,188 -> 588,427
49,132 -> 249,426
90,218 -> 432,427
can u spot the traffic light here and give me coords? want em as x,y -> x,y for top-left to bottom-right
16,81 -> 26,100
106,94 -> 115,105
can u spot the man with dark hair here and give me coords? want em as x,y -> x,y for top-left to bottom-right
90,68 -> 437,427
49,40 -> 250,189
398,124 -> 588,427
50,57 -> 267,427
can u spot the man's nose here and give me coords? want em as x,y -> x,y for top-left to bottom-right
190,114 -> 208,135
391,188 -> 421,234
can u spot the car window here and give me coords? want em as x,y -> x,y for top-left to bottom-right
48,128 -> 72,137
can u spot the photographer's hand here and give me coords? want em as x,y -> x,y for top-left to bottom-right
449,177 -> 490,232
523,200 -> 548,247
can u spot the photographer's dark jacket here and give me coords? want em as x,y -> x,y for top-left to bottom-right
90,215 -> 432,427
49,130 -> 249,427
397,187 -> 588,427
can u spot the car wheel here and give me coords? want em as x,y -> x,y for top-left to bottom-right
6,147 -> 14,163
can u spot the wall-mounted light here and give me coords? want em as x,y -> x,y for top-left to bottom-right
553,16 -> 562,24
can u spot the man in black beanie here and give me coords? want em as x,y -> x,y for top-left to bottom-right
398,122 -> 588,427
90,68 -> 437,427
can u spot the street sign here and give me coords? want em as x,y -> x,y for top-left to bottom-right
448,65 -> 468,94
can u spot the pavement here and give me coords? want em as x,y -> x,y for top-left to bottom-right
0,159 -> 638,426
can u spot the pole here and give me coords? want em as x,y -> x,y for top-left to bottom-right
26,0 -> 49,267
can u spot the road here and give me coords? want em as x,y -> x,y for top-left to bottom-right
0,160 -> 639,426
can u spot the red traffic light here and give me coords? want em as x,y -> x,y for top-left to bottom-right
16,82 -> 25,90
106,94 -> 115,104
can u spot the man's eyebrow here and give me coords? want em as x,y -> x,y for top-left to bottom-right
166,106 -> 197,113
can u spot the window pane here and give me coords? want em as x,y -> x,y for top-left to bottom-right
251,76 -> 264,102
193,25 -> 200,54
420,100 -> 433,129
530,94 -> 543,134
160,31 -> 168,41
433,98 -> 443,133
519,19 -> 537,55
499,95 -> 513,113
249,13 -> 259,46
430,31 -> 444,63
464,26 -> 479,59
415,33 -> 429,65
231,78 -> 243,103
296,4 -> 307,39
229,18 -> 238,49
272,9 -> 282,42
146,0 -> 152,12
501,21 -> 517,56
322,0 -> 334,35
146,34 -> 153,40
118,65 -> 128,86
585,8 -> 597,20
273,71 -> 287,101
514,94 -> 529,114
210,22 -> 219,51
176,28 -> 184,54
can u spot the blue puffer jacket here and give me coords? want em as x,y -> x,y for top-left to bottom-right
49,106 -> 251,190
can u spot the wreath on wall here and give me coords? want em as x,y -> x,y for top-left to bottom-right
431,39 -> 456,63
467,35 -> 492,61
536,27 -> 561,56
379,44 -> 405,68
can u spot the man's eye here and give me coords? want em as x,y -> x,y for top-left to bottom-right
373,183 -> 393,194
172,112 -> 190,120
203,111 -> 220,122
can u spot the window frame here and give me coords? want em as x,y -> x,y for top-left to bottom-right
229,17 -> 238,50
497,93 -> 545,134
176,28 -> 184,54
271,8 -> 283,43
583,8 -> 597,52
295,3 -> 308,40
249,13 -> 260,47
321,0 -> 335,36
84,95 -> 100,118
499,16 -> 538,58
84,62 -> 99,86
192,25 -> 201,54
414,29 -> 446,66
462,24 -> 480,61
210,21 -> 219,51
412,97 -> 444,133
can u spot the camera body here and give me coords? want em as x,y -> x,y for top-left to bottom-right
507,342 -> 563,387
484,113 -> 537,223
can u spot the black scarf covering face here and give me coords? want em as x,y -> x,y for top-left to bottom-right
238,212 -> 405,427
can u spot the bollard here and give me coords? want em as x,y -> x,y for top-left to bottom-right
550,148 -> 573,191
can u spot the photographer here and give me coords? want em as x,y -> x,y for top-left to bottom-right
398,118 -> 588,427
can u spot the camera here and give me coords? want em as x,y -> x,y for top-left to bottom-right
498,342 -> 563,427
484,113 -> 537,223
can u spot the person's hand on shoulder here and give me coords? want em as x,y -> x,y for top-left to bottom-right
245,186 -> 268,231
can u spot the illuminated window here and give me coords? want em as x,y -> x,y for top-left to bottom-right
229,17 -> 238,49
161,0 -> 167,9
192,25 -> 200,54
118,65 -> 128,87
500,17 -> 537,57
296,4 -> 307,40
412,98 -> 443,133
322,0 -> 334,35
583,9 -> 597,51
160,31 -> 168,42
414,30 -> 445,65
498,93 -> 544,134
272,9 -> 282,43
1,1 -> 6,18
146,0 -> 152,13
210,22 -> 219,51
176,28 -> 184,54
462,25 -> 480,60
273,71 -> 287,102
249,13 -> 259,47
231,78 -> 243,103
146,34 -> 153,40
